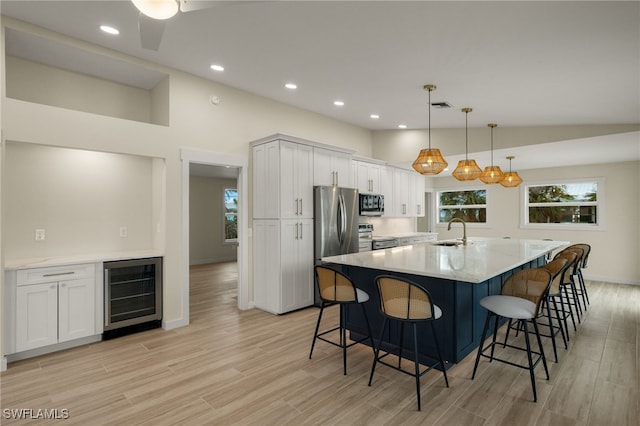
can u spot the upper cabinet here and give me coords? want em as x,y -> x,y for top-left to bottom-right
353,160 -> 383,194
313,147 -> 352,188
253,139 -> 314,219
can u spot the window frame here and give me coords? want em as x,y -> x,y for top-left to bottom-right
520,177 -> 606,231
436,187 -> 489,227
223,187 -> 238,244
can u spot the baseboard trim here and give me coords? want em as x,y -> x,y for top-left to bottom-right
190,257 -> 237,266
163,317 -> 189,330
585,274 -> 639,286
1,356 -> 7,372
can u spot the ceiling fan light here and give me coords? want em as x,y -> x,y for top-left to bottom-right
479,165 -> 505,184
452,159 -> 482,181
412,148 -> 448,175
132,0 -> 179,20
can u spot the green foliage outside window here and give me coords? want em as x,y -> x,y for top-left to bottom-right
438,190 -> 487,223
527,183 -> 597,225
224,188 -> 238,241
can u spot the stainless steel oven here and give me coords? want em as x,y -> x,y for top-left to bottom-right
372,237 -> 398,250
358,223 -> 373,252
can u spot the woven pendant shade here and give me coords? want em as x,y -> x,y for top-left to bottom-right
452,107 -> 482,181
479,123 -> 505,184
412,84 -> 448,175
479,165 -> 505,184
452,159 -> 482,181
412,148 -> 448,175
500,171 -> 523,187
499,156 -> 523,187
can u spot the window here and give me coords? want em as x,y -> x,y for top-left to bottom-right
437,189 -> 487,224
224,188 -> 238,242
523,178 -> 604,230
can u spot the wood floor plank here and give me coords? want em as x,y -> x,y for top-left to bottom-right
0,263 -> 637,425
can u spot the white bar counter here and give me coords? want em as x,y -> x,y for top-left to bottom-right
322,237 -> 568,283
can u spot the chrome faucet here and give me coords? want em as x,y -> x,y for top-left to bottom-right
447,218 -> 467,245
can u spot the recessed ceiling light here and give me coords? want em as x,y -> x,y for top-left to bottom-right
398,124 -> 408,129
210,64 -> 224,72
334,100 -> 345,106
370,114 -> 380,119
285,83 -> 297,90
100,25 -> 119,35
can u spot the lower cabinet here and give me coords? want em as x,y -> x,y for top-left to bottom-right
7,263 -> 98,354
253,219 -> 314,314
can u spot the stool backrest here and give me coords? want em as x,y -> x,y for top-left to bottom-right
315,266 -> 357,303
543,256 -> 572,294
502,268 -> 553,310
569,243 -> 591,268
556,246 -> 584,276
375,275 -> 436,320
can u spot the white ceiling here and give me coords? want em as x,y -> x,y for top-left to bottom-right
2,0 -> 639,170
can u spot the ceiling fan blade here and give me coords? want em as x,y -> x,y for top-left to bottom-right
138,13 -> 166,51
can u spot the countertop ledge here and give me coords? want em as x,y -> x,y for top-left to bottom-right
4,250 -> 164,270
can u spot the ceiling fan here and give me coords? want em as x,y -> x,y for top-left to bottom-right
132,0 -> 251,50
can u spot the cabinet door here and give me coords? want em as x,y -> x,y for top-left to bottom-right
58,278 -> 96,343
380,166 -> 395,216
280,219 -> 314,313
253,142 -> 280,218
16,282 -> 58,352
394,168 -> 410,216
313,148 -> 334,186
332,153 -> 352,188
253,220 -> 281,314
280,141 -> 298,219
412,174 -> 426,217
296,144 -> 314,219
296,219 -> 315,309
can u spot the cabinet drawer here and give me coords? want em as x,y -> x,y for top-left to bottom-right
17,263 -> 96,286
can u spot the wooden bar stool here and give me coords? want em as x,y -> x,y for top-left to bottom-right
472,267 -> 553,402
309,265 -> 375,375
367,275 -> 449,411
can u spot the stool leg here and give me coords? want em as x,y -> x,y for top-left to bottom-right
579,270 -> 590,305
545,298 -> 559,363
398,321 -> 405,369
431,321 -> 449,388
413,323 -> 421,411
532,318 -> 549,380
562,284 -> 578,332
340,304 -> 347,375
490,314 -> 500,362
557,291 -> 570,340
472,312 -> 492,379
368,317 -> 388,386
551,296 -> 568,349
522,319 -> 538,402
309,303 -> 325,359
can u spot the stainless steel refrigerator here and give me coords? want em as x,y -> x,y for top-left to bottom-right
314,186 -> 359,263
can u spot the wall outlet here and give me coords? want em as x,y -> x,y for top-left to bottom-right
119,226 -> 128,238
35,229 -> 46,241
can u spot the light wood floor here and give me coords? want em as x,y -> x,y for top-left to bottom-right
1,262 -> 638,425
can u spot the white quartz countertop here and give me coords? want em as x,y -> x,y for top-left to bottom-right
4,250 -> 164,270
373,232 -> 437,239
322,238 -> 568,283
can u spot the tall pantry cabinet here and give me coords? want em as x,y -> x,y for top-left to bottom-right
252,136 -> 314,314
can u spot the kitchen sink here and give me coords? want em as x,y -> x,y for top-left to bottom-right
431,240 -> 462,247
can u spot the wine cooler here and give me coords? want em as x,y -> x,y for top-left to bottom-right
103,257 -> 162,336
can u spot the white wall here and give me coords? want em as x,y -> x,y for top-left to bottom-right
429,161 -> 640,285
4,142 -> 156,259
189,176 -> 238,265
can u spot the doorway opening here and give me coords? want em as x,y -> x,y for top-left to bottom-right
180,148 -> 249,329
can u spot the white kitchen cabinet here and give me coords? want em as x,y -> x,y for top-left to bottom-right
380,165 -> 395,216
393,168 -> 411,216
313,147 -> 352,187
411,173 -> 426,217
354,160 -> 382,194
280,141 -> 313,219
13,263 -> 96,353
253,219 -> 313,314
252,139 -> 313,219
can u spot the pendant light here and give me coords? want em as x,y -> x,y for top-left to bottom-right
479,123 -> 505,184
500,156 -> 523,187
452,108 -> 482,181
412,85 -> 448,175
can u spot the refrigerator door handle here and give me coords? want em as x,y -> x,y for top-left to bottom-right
338,194 -> 347,246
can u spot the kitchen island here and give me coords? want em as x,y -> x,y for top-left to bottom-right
321,238 -> 568,366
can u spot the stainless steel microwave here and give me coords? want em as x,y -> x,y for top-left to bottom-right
359,193 -> 384,216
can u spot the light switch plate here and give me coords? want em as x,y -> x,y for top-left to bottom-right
119,226 -> 128,237
35,229 -> 46,241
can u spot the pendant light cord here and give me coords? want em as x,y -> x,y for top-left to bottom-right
427,89 -> 432,150
465,110 -> 469,161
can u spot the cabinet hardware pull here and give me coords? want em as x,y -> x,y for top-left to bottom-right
295,198 -> 299,215
43,271 -> 75,277
335,171 -> 339,186
300,222 -> 303,239
299,199 -> 303,215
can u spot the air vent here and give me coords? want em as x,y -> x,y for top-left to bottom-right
431,102 -> 452,109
